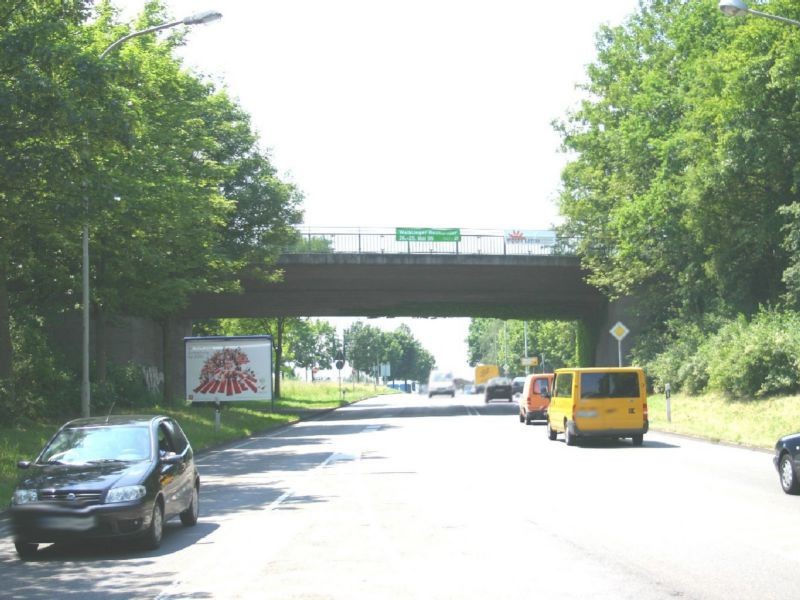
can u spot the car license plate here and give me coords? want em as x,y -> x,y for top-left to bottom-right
40,515 -> 96,531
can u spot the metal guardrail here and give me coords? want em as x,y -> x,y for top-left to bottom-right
284,227 -> 578,257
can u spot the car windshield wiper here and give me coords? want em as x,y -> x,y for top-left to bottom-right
86,458 -> 126,464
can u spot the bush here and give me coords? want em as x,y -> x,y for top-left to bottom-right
3,317 -> 78,425
92,362 -> 162,415
705,310 -> 800,398
644,309 -> 800,399
641,315 -> 723,394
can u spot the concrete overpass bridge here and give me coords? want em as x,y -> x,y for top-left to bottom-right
65,227 -> 633,401
184,228 -> 606,323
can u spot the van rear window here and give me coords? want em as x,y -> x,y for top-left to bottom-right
580,372 -> 639,399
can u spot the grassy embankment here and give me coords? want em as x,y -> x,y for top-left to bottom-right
0,380 -> 391,508
647,392 -> 800,450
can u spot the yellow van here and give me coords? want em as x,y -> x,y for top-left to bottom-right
545,367 -> 648,446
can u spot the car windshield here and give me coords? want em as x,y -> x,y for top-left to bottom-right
490,377 -> 510,385
38,425 -> 151,465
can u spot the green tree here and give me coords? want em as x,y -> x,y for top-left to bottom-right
344,321 -> 386,381
384,324 -> 435,384
467,318 -> 577,374
292,319 -> 338,380
555,0 -> 800,347
0,0 -> 103,383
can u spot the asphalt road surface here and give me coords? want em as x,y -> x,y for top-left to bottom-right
0,392 -> 796,599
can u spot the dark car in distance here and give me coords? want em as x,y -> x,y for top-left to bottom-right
9,415 -> 199,559
485,377 -> 514,403
511,376 -> 526,396
774,432 -> 800,494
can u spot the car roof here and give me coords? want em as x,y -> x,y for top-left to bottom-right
61,415 -> 165,428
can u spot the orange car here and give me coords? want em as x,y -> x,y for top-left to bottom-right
518,373 -> 554,425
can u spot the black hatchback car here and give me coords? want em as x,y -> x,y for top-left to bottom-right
774,432 -> 800,494
485,377 -> 513,403
9,415 -> 199,559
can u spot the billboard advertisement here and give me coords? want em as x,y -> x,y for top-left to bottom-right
504,230 -> 557,245
185,336 -> 273,402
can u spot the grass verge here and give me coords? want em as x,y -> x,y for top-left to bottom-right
648,391 -> 800,450
0,381 -> 393,511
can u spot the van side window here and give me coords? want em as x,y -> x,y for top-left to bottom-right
554,373 -> 572,397
580,372 -> 639,399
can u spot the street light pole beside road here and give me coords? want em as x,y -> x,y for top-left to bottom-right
81,10 -> 222,418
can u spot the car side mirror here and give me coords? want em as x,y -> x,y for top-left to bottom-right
17,460 -> 31,469
160,452 -> 182,465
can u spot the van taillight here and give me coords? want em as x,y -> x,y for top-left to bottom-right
643,401 -> 648,420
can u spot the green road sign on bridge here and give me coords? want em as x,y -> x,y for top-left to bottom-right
395,227 -> 461,242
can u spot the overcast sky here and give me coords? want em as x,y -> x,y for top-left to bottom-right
115,0 -> 641,379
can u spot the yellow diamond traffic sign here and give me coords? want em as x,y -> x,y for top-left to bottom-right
610,321 -> 629,341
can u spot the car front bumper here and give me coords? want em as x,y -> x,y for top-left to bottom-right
10,498 -> 156,543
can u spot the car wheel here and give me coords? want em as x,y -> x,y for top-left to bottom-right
779,453 -> 800,494
14,541 -> 38,560
547,419 -> 557,441
142,501 -> 164,550
180,483 -> 200,526
525,413 -> 533,426
564,422 -> 576,446
631,434 -> 644,447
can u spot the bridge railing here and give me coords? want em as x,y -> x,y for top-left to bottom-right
284,227 -> 578,256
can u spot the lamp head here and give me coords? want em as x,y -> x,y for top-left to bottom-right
719,0 -> 749,17
183,10 -> 223,26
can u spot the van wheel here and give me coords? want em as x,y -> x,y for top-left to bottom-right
631,434 -> 644,447
525,413 -> 534,425
564,422 -> 576,446
519,411 -> 525,423
547,420 -> 557,440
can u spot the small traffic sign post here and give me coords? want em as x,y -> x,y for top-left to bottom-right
609,321 -> 629,367
335,350 -> 345,400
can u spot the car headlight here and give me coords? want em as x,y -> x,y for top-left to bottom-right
12,489 -> 38,505
105,485 -> 146,504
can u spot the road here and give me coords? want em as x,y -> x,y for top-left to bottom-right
0,392 -> 796,599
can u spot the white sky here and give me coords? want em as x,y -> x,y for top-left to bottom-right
115,0 -> 640,379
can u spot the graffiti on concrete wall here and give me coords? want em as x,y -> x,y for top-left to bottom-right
142,366 -> 164,395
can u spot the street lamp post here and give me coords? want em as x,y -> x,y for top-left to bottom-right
719,0 -> 800,28
81,10 -> 221,418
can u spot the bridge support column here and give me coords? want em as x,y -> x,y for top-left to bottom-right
592,296 -> 640,367
163,316 -> 192,404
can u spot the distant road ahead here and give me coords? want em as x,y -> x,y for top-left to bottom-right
0,393 -> 794,599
